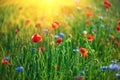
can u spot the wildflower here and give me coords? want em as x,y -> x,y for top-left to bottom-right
74,76 -> 83,80
83,30 -> 87,35
86,20 -> 91,25
39,47 -> 45,52
86,12 -> 93,17
87,34 -> 94,42
114,41 -> 119,46
31,33 -> 42,42
117,26 -> 120,32
54,35 -> 60,39
116,73 -> 120,78
25,19 -> 30,26
79,48 -> 88,57
98,16 -> 103,20
104,0 -> 111,9
108,61 -> 120,70
59,32 -> 65,38
35,22 -> 41,28
56,38 -> 62,44
2,59 -> 11,65
110,35 -> 115,40
4,57 -> 10,61
15,29 -> 19,34
118,20 -> 120,25
52,21 -> 60,29
31,48 -> 36,53
73,49 -> 79,53
43,29 -> 49,33
80,71 -> 85,75
16,67 -> 24,72
100,66 -> 108,70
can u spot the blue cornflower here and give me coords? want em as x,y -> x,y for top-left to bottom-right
80,71 -> 85,75
73,49 -> 79,53
116,73 -> 120,78
31,48 -> 36,53
4,57 -> 10,61
100,66 -> 108,70
59,32 -> 65,38
44,29 -> 49,33
54,35 -> 60,39
108,62 -> 120,70
16,67 -> 24,72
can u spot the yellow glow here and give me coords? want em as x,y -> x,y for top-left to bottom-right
0,0 -> 91,27
16,0 -> 78,24
45,0 -> 54,3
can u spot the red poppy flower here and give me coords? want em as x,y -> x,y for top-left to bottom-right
39,47 -> 45,52
52,21 -> 60,29
79,48 -> 88,57
36,22 -> 41,28
114,41 -> 119,46
2,59 -> 11,65
117,26 -> 120,32
74,76 -> 83,80
15,29 -> 19,34
86,20 -> 91,25
87,34 -> 94,42
118,20 -> 120,25
56,38 -> 62,44
32,33 -> 42,42
86,12 -> 93,17
25,19 -> 30,26
104,0 -> 111,9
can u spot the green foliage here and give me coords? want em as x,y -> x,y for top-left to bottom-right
0,0 -> 120,80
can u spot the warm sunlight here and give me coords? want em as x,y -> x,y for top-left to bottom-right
0,0 -> 91,26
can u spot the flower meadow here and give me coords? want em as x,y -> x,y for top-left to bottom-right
0,0 -> 120,80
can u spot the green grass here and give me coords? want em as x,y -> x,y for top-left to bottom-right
0,0 -> 120,80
